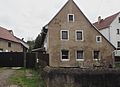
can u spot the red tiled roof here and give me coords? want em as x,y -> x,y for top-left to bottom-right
93,12 -> 120,30
0,26 -> 19,43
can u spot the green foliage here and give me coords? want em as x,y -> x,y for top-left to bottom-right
37,67 -> 46,87
34,34 -> 42,49
115,62 -> 120,68
27,40 -> 35,52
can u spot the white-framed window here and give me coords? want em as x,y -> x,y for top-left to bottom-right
75,30 -> 84,41
96,36 -> 102,43
93,51 -> 100,60
76,50 -> 84,61
119,17 -> 120,23
61,30 -> 69,40
68,14 -> 74,22
117,41 -> 120,48
61,50 -> 70,61
117,29 -> 120,34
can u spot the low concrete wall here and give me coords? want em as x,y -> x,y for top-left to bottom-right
44,67 -> 120,87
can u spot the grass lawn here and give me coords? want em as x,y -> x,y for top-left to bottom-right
9,68 -> 40,87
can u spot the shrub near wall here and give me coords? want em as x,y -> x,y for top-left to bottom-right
44,67 -> 120,87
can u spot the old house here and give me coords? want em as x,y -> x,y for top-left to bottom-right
0,26 -> 28,52
42,0 -> 115,68
15,37 -> 29,52
93,12 -> 120,49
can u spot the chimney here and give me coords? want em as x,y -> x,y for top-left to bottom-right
98,16 -> 102,24
22,38 -> 24,41
8,30 -> 14,35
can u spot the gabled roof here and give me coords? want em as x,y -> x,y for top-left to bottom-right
42,0 -> 115,49
93,12 -> 120,30
0,26 -> 19,43
15,37 -> 29,49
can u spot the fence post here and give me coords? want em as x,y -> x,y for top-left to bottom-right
24,52 -> 26,68
35,52 -> 38,69
23,52 -> 27,78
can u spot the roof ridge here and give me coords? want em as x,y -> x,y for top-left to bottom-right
0,26 -> 20,43
93,12 -> 120,30
43,0 -> 115,49
104,12 -> 120,20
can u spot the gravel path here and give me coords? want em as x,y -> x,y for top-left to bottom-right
0,68 -> 15,87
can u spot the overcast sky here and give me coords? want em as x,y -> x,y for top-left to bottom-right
0,0 -> 119,41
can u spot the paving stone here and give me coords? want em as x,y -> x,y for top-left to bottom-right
0,68 -> 15,87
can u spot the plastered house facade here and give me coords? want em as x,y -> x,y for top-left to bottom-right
42,0 -> 115,68
0,26 -> 28,52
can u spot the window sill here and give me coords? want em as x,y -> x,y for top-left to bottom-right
61,39 -> 69,41
96,41 -> 102,43
93,59 -> 100,61
61,59 -> 70,61
68,21 -> 74,23
76,40 -> 84,41
76,59 -> 84,61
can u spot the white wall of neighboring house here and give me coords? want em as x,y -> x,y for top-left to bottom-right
44,34 -> 48,51
100,27 -> 109,41
110,14 -> 120,48
99,13 -> 120,48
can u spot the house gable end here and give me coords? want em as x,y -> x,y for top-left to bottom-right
45,0 -> 115,67
47,0 -> 115,49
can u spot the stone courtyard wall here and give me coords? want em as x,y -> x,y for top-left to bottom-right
44,67 -> 120,87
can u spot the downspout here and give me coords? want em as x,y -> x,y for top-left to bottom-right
108,26 -> 111,42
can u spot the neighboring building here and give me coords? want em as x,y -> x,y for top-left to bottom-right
15,37 -> 29,52
93,12 -> 120,49
0,26 -> 28,52
41,0 -> 115,68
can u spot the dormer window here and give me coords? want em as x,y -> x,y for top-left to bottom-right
68,14 -> 74,22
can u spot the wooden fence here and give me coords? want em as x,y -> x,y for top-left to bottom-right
0,52 -> 49,68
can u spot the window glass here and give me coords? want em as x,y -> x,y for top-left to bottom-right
117,41 -> 120,48
8,42 -> 11,47
77,50 -> 83,60
117,29 -> 120,34
77,31 -> 82,40
119,17 -> 120,23
68,14 -> 74,22
61,50 -> 69,60
94,51 -> 100,59
96,36 -> 102,42
61,31 -> 68,40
